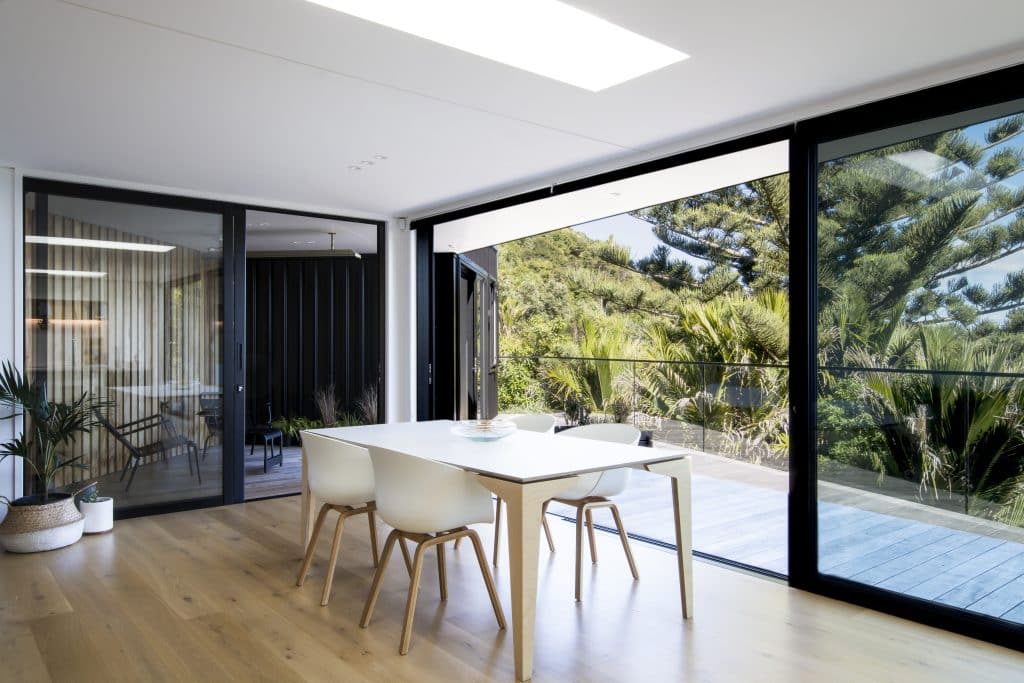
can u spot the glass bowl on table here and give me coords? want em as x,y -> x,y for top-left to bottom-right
451,418 -> 518,442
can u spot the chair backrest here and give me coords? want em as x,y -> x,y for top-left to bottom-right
559,423 -> 640,445
507,413 -> 556,434
199,393 -> 223,429
96,410 -> 140,457
368,446 -> 493,534
555,423 -> 641,499
301,432 -> 376,506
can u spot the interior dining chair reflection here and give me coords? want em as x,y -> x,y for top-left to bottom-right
296,432 -> 389,606
360,446 -> 506,655
552,423 -> 641,601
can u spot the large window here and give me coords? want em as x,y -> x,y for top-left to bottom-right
495,169 -> 790,575
815,104 -> 1024,625
24,189 -> 226,511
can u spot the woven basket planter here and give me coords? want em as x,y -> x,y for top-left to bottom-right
0,494 -> 85,553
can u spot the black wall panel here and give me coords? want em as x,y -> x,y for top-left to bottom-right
246,255 -> 381,423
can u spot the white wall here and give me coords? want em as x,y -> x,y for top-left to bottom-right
384,218 -> 416,422
0,167 -> 20,504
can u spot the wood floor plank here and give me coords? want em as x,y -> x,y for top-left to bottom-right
3,496 -> 1023,683
0,622 -> 50,681
0,565 -> 73,621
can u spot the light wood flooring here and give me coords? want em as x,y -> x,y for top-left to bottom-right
2,496 -> 1022,682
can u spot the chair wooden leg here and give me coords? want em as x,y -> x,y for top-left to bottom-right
610,504 -> 639,580
263,441 -> 269,473
320,510 -> 349,606
360,529 -> 400,628
400,540 -> 430,655
367,510 -> 380,568
399,536 -> 414,576
454,537 -> 462,549
436,542 -> 448,601
492,496 -> 503,566
574,504 -> 585,602
541,501 -> 555,553
297,505 -> 331,587
585,508 -> 598,564
465,530 -> 507,630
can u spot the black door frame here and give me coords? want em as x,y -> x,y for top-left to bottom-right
410,60 -> 1024,652
233,204 -> 385,502
21,178 -> 244,518
790,63 -> 1024,651
19,180 -> 388,516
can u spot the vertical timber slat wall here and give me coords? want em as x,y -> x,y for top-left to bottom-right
24,206 -> 218,490
246,255 -> 381,424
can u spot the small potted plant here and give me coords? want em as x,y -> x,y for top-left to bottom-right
0,361 -> 107,553
78,484 -> 114,534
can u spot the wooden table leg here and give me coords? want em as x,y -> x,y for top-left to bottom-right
645,457 -> 693,619
477,475 -> 576,682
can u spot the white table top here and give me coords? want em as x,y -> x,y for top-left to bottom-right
308,420 -> 694,484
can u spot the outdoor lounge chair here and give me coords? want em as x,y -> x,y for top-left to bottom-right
97,411 -> 201,493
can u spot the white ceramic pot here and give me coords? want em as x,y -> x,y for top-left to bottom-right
80,497 -> 114,534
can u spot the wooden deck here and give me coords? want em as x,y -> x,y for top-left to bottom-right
89,445 -> 304,508
545,452 -> 1024,625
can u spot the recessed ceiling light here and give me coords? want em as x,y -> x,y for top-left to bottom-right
609,191 -> 622,197
26,235 -> 175,252
374,154 -> 388,160
305,0 -> 687,91
27,268 -> 106,278
348,165 -> 362,171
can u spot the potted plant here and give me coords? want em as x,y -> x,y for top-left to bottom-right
0,361 -> 107,553
79,485 -> 114,534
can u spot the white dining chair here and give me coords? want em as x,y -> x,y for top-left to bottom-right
552,423 -> 641,601
484,413 -> 558,566
360,446 -> 506,655
296,432 -> 383,606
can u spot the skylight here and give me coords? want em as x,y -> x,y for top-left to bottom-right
305,0 -> 688,91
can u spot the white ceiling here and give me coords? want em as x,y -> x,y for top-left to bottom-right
1,0 -> 1023,221
246,209 -> 377,253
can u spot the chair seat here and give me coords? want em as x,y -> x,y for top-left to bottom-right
247,427 -> 282,441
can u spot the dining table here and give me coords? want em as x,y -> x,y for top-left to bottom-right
302,419 -> 695,682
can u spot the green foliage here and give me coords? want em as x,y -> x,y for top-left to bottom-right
0,360 -> 108,502
271,416 -> 324,443
496,111 -> 1024,527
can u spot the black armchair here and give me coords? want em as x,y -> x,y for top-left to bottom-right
246,401 -> 283,472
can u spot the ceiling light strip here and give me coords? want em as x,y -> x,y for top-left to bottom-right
26,268 -> 107,279
26,235 -> 175,252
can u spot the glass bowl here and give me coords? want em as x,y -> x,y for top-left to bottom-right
451,419 -> 518,442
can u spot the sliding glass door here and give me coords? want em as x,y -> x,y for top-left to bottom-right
813,102 -> 1024,626
23,182 -> 242,513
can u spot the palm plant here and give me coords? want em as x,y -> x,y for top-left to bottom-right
0,361 -> 107,503
856,327 -> 1024,512
543,317 -> 637,423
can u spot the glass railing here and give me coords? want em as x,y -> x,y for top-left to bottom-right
497,354 -> 790,469
496,353 -> 791,575
817,366 -> 1024,528
497,355 -> 1024,584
